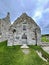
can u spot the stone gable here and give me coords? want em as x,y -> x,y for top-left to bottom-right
0,12 -> 41,46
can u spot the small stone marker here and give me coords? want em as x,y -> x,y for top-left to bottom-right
21,44 -> 29,48
21,44 -> 29,54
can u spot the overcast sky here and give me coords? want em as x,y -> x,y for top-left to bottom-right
0,0 -> 49,34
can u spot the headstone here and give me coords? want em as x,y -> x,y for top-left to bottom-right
21,44 -> 29,48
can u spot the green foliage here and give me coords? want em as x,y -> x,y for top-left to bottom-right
42,34 -> 49,37
0,41 -> 49,65
41,36 -> 49,42
29,45 -> 49,62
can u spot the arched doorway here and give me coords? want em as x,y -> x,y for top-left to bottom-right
22,33 -> 27,44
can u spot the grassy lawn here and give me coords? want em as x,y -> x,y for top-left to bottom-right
0,41 -> 49,65
41,35 -> 49,42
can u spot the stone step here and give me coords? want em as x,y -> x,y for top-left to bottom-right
40,42 -> 49,47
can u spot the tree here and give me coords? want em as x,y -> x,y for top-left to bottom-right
34,28 -> 37,46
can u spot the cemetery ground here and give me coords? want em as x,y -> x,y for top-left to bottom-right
0,41 -> 49,65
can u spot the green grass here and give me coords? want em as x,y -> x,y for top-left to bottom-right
0,41 -> 49,65
41,36 -> 49,42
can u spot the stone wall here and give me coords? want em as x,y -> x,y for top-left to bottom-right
7,15 -> 41,46
0,13 -> 41,46
0,12 -> 11,43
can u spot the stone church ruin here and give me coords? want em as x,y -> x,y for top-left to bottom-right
0,12 -> 41,46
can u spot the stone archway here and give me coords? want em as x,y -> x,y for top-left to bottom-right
22,33 -> 27,44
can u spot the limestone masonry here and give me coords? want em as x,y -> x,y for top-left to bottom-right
0,12 -> 41,46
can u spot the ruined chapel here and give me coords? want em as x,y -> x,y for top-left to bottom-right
0,12 -> 41,46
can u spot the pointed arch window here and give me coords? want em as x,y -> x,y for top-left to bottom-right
22,33 -> 27,39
